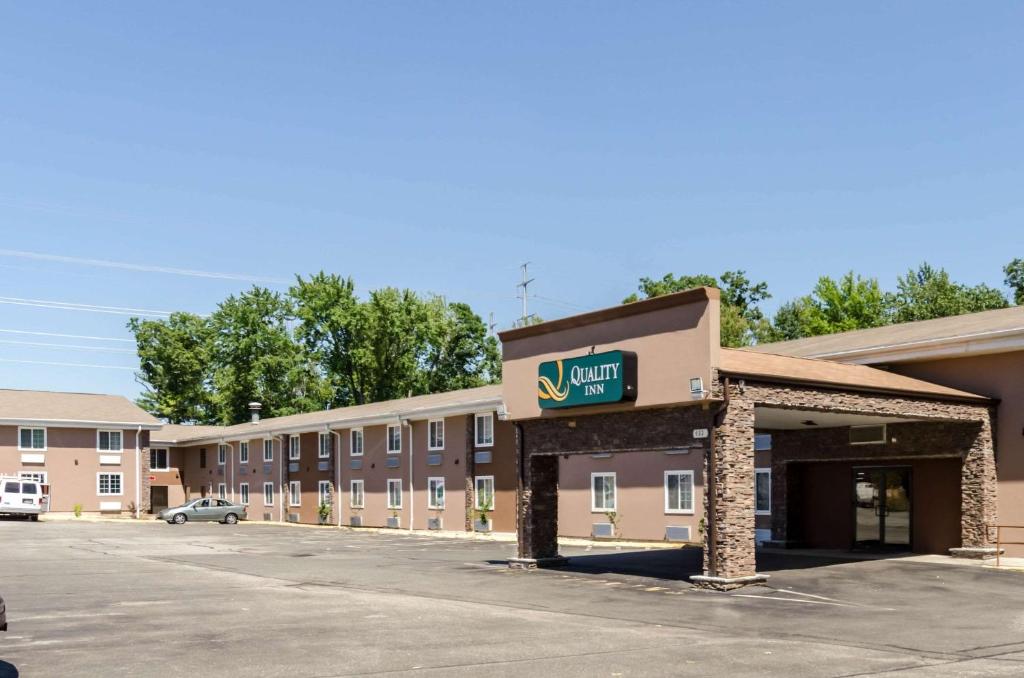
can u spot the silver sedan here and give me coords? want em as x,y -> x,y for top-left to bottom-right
158,498 -> 247,525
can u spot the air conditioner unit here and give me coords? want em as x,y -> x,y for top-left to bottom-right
350,516 -> 363,527
427,517 -> 442,530
386,516 -> 400,528
287,513 -> 300,523
665,526 -> 691,542
592,523 -> 614,538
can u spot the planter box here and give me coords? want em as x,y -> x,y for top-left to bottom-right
474,518 -> 492,533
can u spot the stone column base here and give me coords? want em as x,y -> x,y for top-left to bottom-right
690,573 -> 770,590
508,556 -> 569,570
949,546 -> 1003,560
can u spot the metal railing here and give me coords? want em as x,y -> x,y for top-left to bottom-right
994,525 -> 1024,567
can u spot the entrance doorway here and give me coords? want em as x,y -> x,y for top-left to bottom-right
853,467 -> 911,550
151,486 -> 169,513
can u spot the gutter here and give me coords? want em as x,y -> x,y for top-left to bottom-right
0,418 -> 162,429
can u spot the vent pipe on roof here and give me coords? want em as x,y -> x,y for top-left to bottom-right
249,402 -> 262,424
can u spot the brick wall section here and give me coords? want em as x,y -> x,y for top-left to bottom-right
138,429 -> 152,515
518,452 -> 560,560
705,393 -> 756,579
464,415 -> 475,531
962,413 -> 998,547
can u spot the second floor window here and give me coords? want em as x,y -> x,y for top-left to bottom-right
289,436 -> 300,460
319,433 -> 331,458
387,425 -> 402,454
428,420 -> 445,450
98,430 -> 123,452
350,429 -> 363,456
218,445 -> 228,465
263,439 -> 273,462
239,442 -> 249,464
475,413 -> 493,447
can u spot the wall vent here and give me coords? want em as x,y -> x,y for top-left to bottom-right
350,459 -> 363,470
850,424 -> 886,445
592,523 -> 614,538
288,462 -> 300,473
474,451 -> 492,465
262,464 -> 273,474
665,525 -> 691,542
349,515 -> 363,527
386,457 -> 400,469
426,454 -> 443,466
317,461 -> 330,472
262,512 -> 272,521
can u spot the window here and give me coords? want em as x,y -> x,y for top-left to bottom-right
19,471 -> 47,484
218,483 -> 226,500
755,468 -> 771,515
263,439 -> 274,462
475,413 -> 494,447
591,472 -> 616,512
318,480 -> 332,507
350,429 -> 363,456
18,427 -> 46,451
97,473 -> 123,496
239,483 -> 250,506
218,444 -> 228,465
428,420 -> 445,451
150,448 -> 169,471
319,433 -> 331,459
665,470 -> 694,514
97,430 -> 123,452
754,433 -> 772,451
427,477 -> 445,509
387,425 -> 402,454
199,448 -> 207,468
263,482 -> 274,506
387,479 -> 402,509
239,442 -> 249,464
289,481 -> 301,506
289,436 -> 301,461
474,475 -> 494,510
350,479 -> 365,508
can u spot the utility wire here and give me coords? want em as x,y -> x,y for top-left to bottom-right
0,296 -> 173,317
0,328 -> 134,343
0,339 -> 137,353
0,358 -> 136,371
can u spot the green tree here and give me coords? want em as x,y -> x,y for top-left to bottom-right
623,271 -> 771,347
420,300 -> 501,393
890,263 -> 1008,323
209,286 -> 328,424
129,312 -> 214,423
771,272 -> 890,338
1004,259 -> 1024,305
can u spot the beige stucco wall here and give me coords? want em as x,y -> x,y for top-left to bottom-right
409,416 -> 467,531
0,425 -> 147,514
558,450 -> 704,542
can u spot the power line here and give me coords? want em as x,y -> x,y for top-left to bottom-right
532,294 -> 587,311
0,328 -> 134,343
0,296 -> 173,317
0,358 -> 136,371
0,248 -> 290,285
0,339 -> 137,353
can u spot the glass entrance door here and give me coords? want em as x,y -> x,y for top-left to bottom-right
853,467 -> 911,550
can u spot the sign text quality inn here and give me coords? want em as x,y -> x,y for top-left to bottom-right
537,350 -> 638,409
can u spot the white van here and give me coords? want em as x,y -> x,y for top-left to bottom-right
0,476 -> 44,520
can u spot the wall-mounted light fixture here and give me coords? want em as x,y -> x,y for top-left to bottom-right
690,377 -> 708,400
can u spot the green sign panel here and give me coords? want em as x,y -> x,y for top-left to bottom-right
537,350 -> 638,409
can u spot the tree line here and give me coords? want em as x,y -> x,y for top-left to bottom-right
624,259 -> 1024,347
129,272 -> 500,425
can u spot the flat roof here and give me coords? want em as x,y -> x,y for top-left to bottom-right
720,348 -> 991,402
751,306 -> 1024,361
0,388 -> 161,428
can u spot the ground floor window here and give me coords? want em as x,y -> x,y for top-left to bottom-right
218,483 -> 226,500
591,472 -> 616,512
664,470 -> 694,514
350,480 -> 365,508
474,475 -> 494,510
427,477 -> 445,509
387,479 -> 402,509
150,448 -> 169,471
263,482 -> 274,506
289,481 -> 301,506
239,483 -> 249,505
97,473 -> 123,496
755,468 -> 771,515
318,480 -> 332,507
19,471 -> 47,484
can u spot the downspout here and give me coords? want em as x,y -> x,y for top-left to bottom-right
707,377 -> 731,578
405,418 -> 413,532
135,425 -> 142,520
278,434 -> 286,523
334,430 -> 343,527
229,441 -> 235,503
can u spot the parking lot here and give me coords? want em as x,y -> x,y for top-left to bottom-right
2,521 -> 1024,677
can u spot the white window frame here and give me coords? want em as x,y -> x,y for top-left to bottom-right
97,430 -> 123,452
239,441 -> 249,464
664,470 -> 695,515
150,448 -> 170,472
218,444 -> 228,465
428,419 -> 445,451
474,475 -> 495,510
387,425 -> 402,454
755,467 -> 772,516
263,438 -> 274,462
263,482 -> 274,507
318,433 -> 331,459
19,471 -> 47,484
427,476 -> 445,509
289,436 -> 301,461
239,482 -> 250,506
218,483 -> 226,500
97,472 -> 123,496
350,479 -> 365,508
474,413 -> 494,448
289,480 -> 301,506
591,472 -> 616,513
387,479 -> 403,509
18,426 -> 47,451
350,429 -> 364,456
318,480 -> 332,506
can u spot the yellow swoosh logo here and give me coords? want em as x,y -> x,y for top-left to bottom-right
538,360 -> 570,402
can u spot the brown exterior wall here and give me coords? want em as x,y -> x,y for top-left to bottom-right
0,425 -> 149,515
409,416 -> 467,531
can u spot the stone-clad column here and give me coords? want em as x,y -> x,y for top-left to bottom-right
510,452 -> 564,568
952,410 -> 999,558
464,414 -> 476,532
692,394 -> 768,588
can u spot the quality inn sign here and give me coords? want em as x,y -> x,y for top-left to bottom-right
537,350 -> 638,409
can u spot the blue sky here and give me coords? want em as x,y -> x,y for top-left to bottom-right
0,2 -> 1021,399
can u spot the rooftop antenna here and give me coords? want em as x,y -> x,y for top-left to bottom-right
488,311 -> 497,335
516,262 -> 535,327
